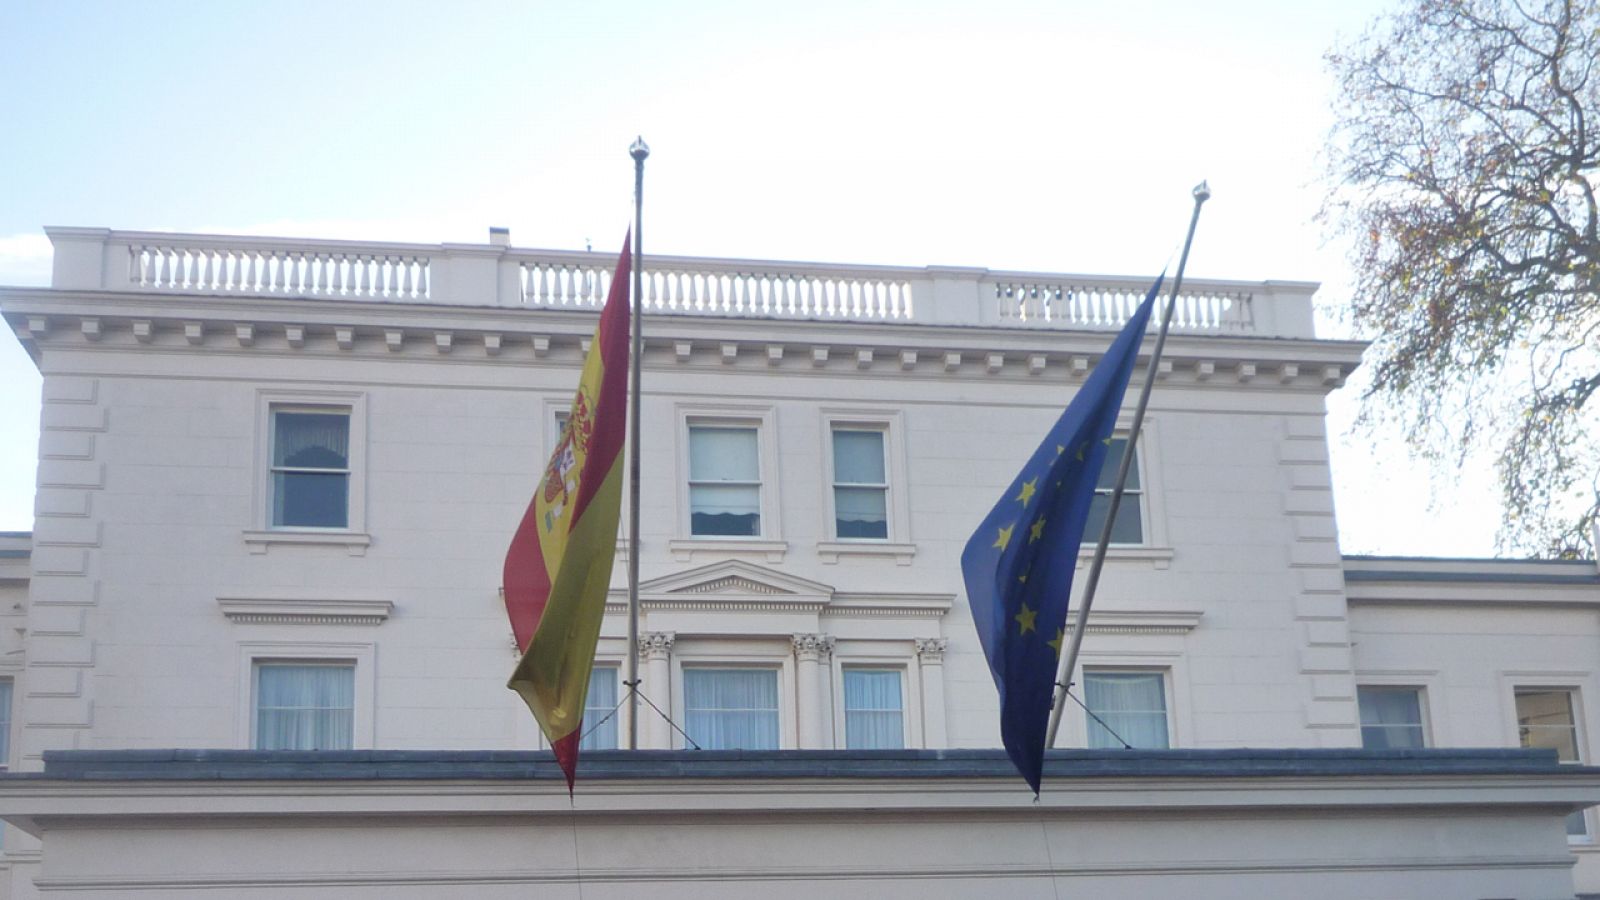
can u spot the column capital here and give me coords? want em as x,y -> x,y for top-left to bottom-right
915,638 -> 948,663
639,631 -> 676,661
791,633 -> 835,662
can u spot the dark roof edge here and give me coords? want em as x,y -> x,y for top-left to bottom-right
17,747 -> 1588,783
1343,570 -> 1600,586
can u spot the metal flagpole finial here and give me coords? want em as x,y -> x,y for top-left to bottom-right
630,136 -> 650,161
1192,180 -> 1211,203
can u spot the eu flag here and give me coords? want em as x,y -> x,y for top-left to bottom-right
960,275 -> 1163,793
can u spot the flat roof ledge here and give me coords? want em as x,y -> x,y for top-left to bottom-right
23,746 -> 1585,782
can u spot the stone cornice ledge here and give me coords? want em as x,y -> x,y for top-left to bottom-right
217,597 -> 392,626
3,749 -> 1596,824
242,530 -> 372,556
1066,608 -> 1204,635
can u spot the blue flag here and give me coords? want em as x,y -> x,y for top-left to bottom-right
960,275 -> 1163,793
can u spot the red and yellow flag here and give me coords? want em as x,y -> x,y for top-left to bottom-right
504,234 -> 631,791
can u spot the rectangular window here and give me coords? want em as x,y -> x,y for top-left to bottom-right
580,666 -> 618,751
1084,437 -> 1143,544
270,408 -> 351,529
1516,688 -> 1587,836
254,663 -> 355,751
1358,686 -> 1427,749
832,429 -> 889,540
843,668 -> 904,749
688,425 -> 761,537
1084,670 -> 1169,749
683,667 -> 779,750
0,678 -> 12,768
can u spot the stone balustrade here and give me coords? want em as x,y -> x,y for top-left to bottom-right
41,227 -> 1320,338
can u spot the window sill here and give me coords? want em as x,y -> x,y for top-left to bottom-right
669,538 -> 787,563
817,541 -> 916,566
1076,545 -> 1175,569
243,530 -> 372,556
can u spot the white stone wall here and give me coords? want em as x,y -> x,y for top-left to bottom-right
1349,586 -> 1600,890
0,290 -> 1366,764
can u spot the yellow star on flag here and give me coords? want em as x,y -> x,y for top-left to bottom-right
1029,517 -> 1047,543
1015,603 -> 1038,635
1075,442 -> 1087,461
1047,627 -> 1065,658
1016,478 -> 1037,508
1102,436 -> 1114,446
994,523 -> 1015,551
1056,444 -> 1065,455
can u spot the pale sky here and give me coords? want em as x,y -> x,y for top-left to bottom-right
0,0 -> 1505,555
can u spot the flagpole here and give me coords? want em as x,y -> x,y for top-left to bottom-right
1044,181 -> 1210,749
626,136 -> 649,750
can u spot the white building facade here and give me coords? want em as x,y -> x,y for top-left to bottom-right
0,227 -> 1596,898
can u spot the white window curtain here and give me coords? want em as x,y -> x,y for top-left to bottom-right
1085,671 -> 1168,749
688,426 -> 760,536
832,430 -> 888,539
1357,687 -> 1425,749
272,411 -> 350,468
844,669 -> 903,749
683,668 -> 778,750
581,667 -> 618,751
255,664 -> 354,751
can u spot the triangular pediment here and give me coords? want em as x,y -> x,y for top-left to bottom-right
638,560 -> 834,603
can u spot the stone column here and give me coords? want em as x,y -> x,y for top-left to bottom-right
916,639 -> 949,749
792,634 -> 835,749
638,632 -> 675,749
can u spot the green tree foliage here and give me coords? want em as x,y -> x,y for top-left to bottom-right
1325,0 -> 1600,556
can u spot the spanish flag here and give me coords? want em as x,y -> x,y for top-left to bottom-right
505,234 -> 631,791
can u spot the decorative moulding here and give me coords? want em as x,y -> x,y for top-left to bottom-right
217,597 -> 392,626
3,305 -> 1361,392
666,538 -> 787,564
242,530 -> 372,557
1062,607 -> 1203,637
815,541 -> 916,566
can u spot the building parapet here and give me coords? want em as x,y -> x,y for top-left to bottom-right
41,227 -> 1321,339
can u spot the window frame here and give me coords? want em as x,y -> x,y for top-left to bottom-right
679,665 -> 784,751
1080,667 -> 1173,750
268,407 -> 353,530
579,664 -> 621,751
247,390 -> 368,554
839,665 -> 908,750
670,640 -> 796,750
686,423 -> 764,538
0,677 -> 13,770
1502,674 -> 1596,842
817,410 -> 915,563
251,660 -> 358,751
1076,418 -> 1172,565
1356,684 -> 1430,750
672,404 -> 784,560
235,641 -> 375,749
